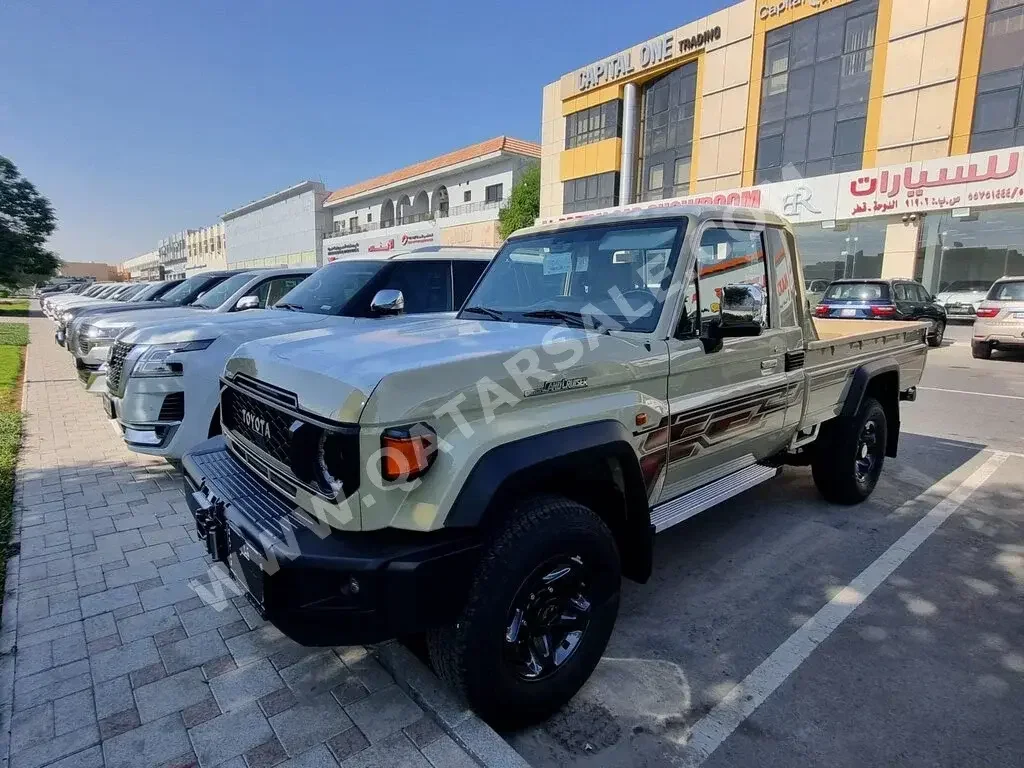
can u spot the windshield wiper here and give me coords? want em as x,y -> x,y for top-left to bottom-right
275,302 -> 303,311
521,308 -> 587,328
462,306 -> 506,321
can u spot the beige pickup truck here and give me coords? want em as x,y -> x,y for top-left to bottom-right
182,206 -> 928,727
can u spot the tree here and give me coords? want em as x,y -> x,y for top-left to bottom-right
0,156 -> 60,289
499,164 -> 540,239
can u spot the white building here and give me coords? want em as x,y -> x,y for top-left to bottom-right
186,223 -> 227,276
158,231 -> 191,280
123,250 -> 161,281
221,181 -> 331,268
322,136 -> 540,260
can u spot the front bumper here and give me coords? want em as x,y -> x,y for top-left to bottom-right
181,437 -> 481,646
106,376 -> 184,456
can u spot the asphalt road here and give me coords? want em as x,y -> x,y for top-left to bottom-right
508,321 -> 1024,768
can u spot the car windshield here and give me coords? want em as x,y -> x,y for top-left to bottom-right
117,284 -> 148,301
462,222 -> 684,333
989,280 -> 1024,301
190,272 -> 255,308
945,281 -> 991,292
274,260 -> 384,315
824,282 -> 889,300
160,274 -> 228,305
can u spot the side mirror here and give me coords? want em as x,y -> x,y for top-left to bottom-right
236,295 -> 261,311
370,289 -> 405,316
720,283 -> 768,336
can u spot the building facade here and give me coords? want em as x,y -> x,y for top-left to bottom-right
321,137 -> 540,260
121,251 -> 161,281
540,0 -> 1024,293
221,181 -> 331,269
186,223 -> 227,276
157,231 -> 191,280
57,261 -> 120,282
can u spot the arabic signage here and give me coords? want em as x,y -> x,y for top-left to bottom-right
323,220 -> 439,261
839,149 -> 1024,219
540,146 -> 1024,227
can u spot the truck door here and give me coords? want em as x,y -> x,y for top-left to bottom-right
656,222 -> 797,503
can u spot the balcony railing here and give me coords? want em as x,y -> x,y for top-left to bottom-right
324,197 -> 507,239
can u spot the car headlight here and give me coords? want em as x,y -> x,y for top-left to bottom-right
131,340 -> 215,377
86,325 -> 122,339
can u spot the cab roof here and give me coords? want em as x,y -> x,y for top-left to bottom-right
512,205 -> 791,239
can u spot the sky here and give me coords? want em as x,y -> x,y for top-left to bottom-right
0,0 -> 721,264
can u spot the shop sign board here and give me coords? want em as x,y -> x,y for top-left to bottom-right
324,221 -> 439,261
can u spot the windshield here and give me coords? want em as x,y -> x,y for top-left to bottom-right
989,280 -> 1024,301
127,283 -> 157,302
944,280 -> 991,292
462,222 -> 684,333
274,261 -> 384,315
116,284 -> 147,301
824,282 -> 889,301
160,274 -> 226,305
190,272 -> 255,308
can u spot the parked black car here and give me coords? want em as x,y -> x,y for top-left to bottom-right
813,278 -> 947,347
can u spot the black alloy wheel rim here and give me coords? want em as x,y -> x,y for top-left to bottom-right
504,555 -> 594,682
854,418 -> 881,484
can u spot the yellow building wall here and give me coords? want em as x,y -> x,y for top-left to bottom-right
440,220 -> 502,248
559,138 -> 622,182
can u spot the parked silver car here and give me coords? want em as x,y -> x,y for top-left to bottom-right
972,277 -> 1024,359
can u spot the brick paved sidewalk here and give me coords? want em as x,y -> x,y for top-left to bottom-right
0,311 -> 482,768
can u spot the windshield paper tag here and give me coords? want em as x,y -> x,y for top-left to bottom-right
543,253 -> 572,275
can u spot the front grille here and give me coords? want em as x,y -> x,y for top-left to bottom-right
107,341 -> 134,395
159,392 -> 185,422
220,378 -> 360,499
222,386 -> 295,467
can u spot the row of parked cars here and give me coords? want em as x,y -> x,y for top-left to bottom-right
41,208 -> 934,727
803,275 -> 1024,358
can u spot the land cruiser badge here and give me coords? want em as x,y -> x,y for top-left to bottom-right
524,377 -> 588,398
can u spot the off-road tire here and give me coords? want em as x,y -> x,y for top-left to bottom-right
811,397 -> 888,505
972,341 -> 992,360
426,495 -> 620,729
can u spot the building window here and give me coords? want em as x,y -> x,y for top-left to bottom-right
970,0 -> 1024,151
367,213 -> 372,222
755,0 -> 878,183
563,172 -> 619,213
792,220 -> 886,283
485,184 -> 503,203
463,190 -> 472,203
565,101 -> 623,149
639,61 -> 698,202
349,216 -> 358,231
916,207 -> 1024,293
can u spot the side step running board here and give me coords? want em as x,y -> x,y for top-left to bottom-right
650,463 -> 781,533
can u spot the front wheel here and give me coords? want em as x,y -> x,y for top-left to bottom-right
427,495 -> 621,729
812,397 -> 888,505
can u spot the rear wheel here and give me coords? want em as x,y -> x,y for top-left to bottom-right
971,341 -> 992,360
928,320 -> 945,348
427,495 -> 620,729
812,397 -> 887,505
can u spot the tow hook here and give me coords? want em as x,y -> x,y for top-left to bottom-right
899,387 -> 917,402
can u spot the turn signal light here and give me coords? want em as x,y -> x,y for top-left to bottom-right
381,423 -> 438,482
814,305 -> 830,317
975,307 -> 999,318
869,305 -> 897,317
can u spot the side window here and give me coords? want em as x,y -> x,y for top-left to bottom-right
381,261 -> 453,314
675,264 -> 700,338
913,284 -> 930,302
453,260 -> 487,308
266,277 -> 305,307
695,226 -> 769,327
893,283 -> 908,301
244,280 -> 273,308
766,227 -> 798,328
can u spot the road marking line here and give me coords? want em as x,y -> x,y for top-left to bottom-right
678,451 -> 1008,766
919,386 -> 1024,401
986,447 -> 1024,460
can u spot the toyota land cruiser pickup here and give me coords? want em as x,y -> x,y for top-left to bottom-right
181,206 -> 928,728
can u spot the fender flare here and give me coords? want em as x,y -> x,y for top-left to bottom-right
841,358 -> 901,457
444,420 -> 654,583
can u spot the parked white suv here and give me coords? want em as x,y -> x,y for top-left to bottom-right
105,250 -> 493,458
70,268 -> 312,378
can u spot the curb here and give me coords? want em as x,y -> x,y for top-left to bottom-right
375,641 -> 532,768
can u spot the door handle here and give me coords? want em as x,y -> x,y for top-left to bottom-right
761,359 -> 778,371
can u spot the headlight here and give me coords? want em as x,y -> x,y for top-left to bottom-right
86,325 -> 122,339
60,311 -> 74,323
131,340 -> 215,377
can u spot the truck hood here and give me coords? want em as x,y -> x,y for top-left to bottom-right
226,316 -> 654,425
